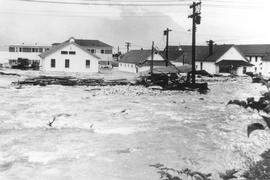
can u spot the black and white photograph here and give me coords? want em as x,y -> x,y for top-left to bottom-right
0,0 -> 270,179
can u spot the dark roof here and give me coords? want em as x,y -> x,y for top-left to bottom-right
262,53 -> 270,61
139,61 -> 168,67
179,44 -> 244,63
216,60 -> 253,66
237,44 -> 270,56
39,39 -> 100,59
53,38 -> 112,48
159,46 -> 183,61
179,45 -> 209,63
119,49 -> 164,64
73,39 -> 112,48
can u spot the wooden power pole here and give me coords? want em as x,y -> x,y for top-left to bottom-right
188,1 -> 201,84
150,41 -> 154,77
164,28 -> 172,66
125,42 -> 131,53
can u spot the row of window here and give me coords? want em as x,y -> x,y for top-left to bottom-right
61,51 -> 76,55
87,49 -> 112,54
9,47 -> 50,53
248,56 -> 263,63
119,63 -> 134,68
50,59 -> 91,69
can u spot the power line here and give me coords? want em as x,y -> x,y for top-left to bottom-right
0,10 -> 179,18
14,0 -> 190,6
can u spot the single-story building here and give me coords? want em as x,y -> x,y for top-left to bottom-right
39,37 -> 100,73
119,49 -> 168,73
179,42 -> 253,76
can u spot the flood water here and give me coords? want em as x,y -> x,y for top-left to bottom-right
0,76 -> 270,180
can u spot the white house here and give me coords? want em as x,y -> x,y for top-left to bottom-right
119,49 -> 167,73
237,44 -> 270,76
39,38 -> 100,73
179,42 -> 252,76
52,38 -> 113,68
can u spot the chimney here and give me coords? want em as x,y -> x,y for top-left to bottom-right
207,40 -> 214,56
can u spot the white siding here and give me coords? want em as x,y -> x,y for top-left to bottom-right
201,62 -> 217,74
41,43 -> 99,73
262,61 -> 270,77
246,56 -> 263,74
93,47 -> 113,61
119,53 -> 165,73
118,63 -> 137,73
216,46 -> 247,63
236,67 -> 244,76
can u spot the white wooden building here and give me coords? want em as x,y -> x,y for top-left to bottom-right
39,38 -> 100,73
119,49 -> 167,73
52,38 -> 113,68
180,43 -> 252,76
237,44 -> 270,76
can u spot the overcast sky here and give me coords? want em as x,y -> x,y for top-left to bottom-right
0,0 -> 269,52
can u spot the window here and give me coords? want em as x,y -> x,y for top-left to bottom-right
65,59 -> 70,68
9,47 -> 15,52
86,60 -> 90,68
61,51 -> 68,54
23,48 -> 31,52
243,67 -> 247,73
19,48 -> 22,52
101,49 -> 105,54
90,49 -> 95,54
51,59 -> 55,68
69,51 -> 76,55
105,49 -> 112,54
255,57 -> 258,62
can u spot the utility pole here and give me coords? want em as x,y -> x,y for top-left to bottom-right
125,42 -> 131,53
164,28 -> 172,66
117,46 -> 120,61
150,41 -> 154,77
188,1 -> 202,84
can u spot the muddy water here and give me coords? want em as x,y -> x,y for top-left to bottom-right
0,77 -> 270,180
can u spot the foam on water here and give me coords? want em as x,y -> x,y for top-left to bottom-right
0,76 -> 269,179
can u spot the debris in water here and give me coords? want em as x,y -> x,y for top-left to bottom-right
218,169 -> 239,180
247,123 -> 265,137
48,116 -> 56,127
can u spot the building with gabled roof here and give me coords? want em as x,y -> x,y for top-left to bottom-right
39,37 -> 100,73
118,49 -> 167,73
178,42 -> 252,75
236,44 -> 270,76
52,37 -> 113,68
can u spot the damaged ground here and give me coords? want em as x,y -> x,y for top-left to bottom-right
0,69 -> 270,180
